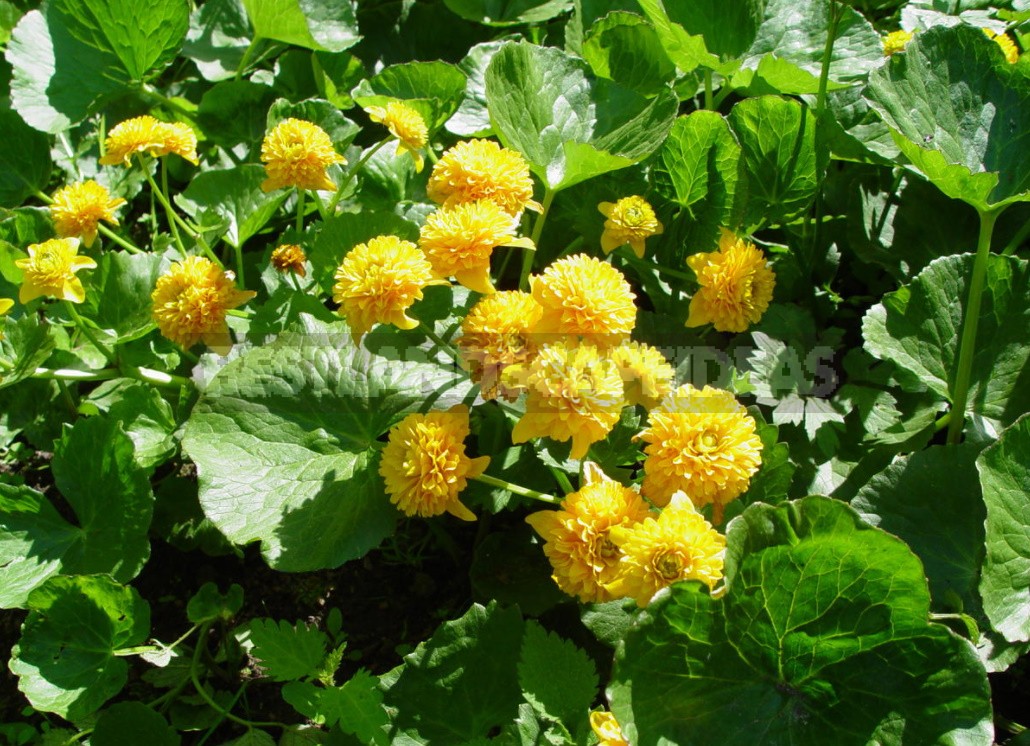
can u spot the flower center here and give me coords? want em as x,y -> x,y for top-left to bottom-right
596,532 -> 620,560
654,550 -> 684,580
699,429 -> 720,451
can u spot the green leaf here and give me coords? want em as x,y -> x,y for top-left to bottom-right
610,497 -> 993,745
744,0 -> 883,84
182,314 -> 471,571
92,702 -> 180,746
485,41 -> 677,190
979,414 -> 1030,643
517,622 -> 597,734
242,0 -> 360,53
89,380 -> 177,471
0,483 -> 79,609
448,39 -> 516,138
728,94 -> 825,229
862,254 -> 1030,432
864,24 -> 1030,210
182,0 -> 251,82
248,619 -> 329,682
51,0 -> 189,82
351,61 -> 467,132
0,109 -> 52,207
581,12 -> 676,96
652,111 -> 743,257
0,314 -> 56,391
79,252 -> 167,340
729,53 -> 849,97
470,524 -> 566,616
443,0 -> 572,26
5,5 -> 126,133
283,670 -> 389,742
187,582 -> 244,624
197,80 -> 277,148
52,414 -> 154,577
177,165 -> 289,248
9,575 -> 151,720
852,444 -> 983,615
634,0 -> 723,75
380,602 -> 524,742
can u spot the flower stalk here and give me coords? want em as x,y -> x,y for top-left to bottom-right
947,207 -> 1003,444
472,473 -> 559,504
520,187 -> 555,291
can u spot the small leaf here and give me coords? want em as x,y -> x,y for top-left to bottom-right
979,415 -> 1030,643
241,0 -> 359,53
443,0 -> 572,26
0,314 -> 56,391
10,575 -> 151,720
581,12 -> 676,96
176,165 -> 289,248
79,251 -> 168,340
248,619 -> 329,682
186,582 -> 244,624
517,621 -> 597,733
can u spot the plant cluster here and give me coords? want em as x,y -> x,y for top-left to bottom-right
1,0 -> 1029,745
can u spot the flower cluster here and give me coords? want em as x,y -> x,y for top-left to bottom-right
270,244 -> 308,277
365,101 -> 429,172
527,463 -> 726,608
100,115 -> 199,166
260,118 -> 346,192
50,181 -> 126,248
686,228 -> 775,333
984,27 -> 1020,64
883,29 -> 914,57
16,238 -> 97,304
598,196 -> 663,258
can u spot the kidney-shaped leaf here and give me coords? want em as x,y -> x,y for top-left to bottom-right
182,314 -> 472,572
9,575 -> 151,721
610,497 -> 993,746
485,41 -> 677,190
865,24 -> 1030,211
242,0 -> 360,53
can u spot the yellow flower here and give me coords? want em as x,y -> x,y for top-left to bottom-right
636,384 -> 762,518
50,180 -> 126,248
685,229 -> 775,333
607,491 -> 726,607
984,28 -> 1020,64
331,235 -> 442,343
598,196 -> 663,259
270,244 -> 307,277
526,462 -> 652,603
365,101 -> 429,173
260,118 -> 346,192
15,238 -> 97,304
99,115 -> 200,166
0,298 -> 13,340
510,341 -> 624,460
418,200 -> 535,294
456,290 -> 543,401
590,711 -> 630,746
151,256 -> 256,354
882,29 -> 914,57
609,341 -> 674,410
530,254 -> 636,349
379,404 -> 489,521
427,139 -> 542,216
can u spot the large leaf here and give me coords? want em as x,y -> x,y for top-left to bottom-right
241,0 -> 360,53
485,41 -> 677,190
182,0 -> 251,82
581,11 -> 676,96
728,95 -> 825,229
443,0 -> 572,26
380,602 -> 524,742
9,575 -> 151,720
864,24 -> 1030,211
979,415 -> 1030,643
51,0 -> 189,82
610,497 -> 993,745
852,444 -> 983,615
652,111 -> 743,256
176,165 -> 289,249
447,39 -> 511,138
0,109 -> 53,207
92,702 -> 180,746
862,254 -> 1030,433
80,251 -> 167,340
181,314 -> 472,572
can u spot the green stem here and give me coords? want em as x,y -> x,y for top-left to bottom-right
139,84 -> 194,119
32,366 -> 120,382
947,208 -> 1003,444
934,411 -> 951,433
548,466 -> 575,495
816,0 -> 843,119
235,36 -> 262,81
521,188 -> 556,291
189,622 -> 289,731
703,69 -> 714,110
1002,215 -> 1030,255
296,188 -> 306,233
125,365 -> 191,389
61,729 -> 93,746
161,159 -> 184,251
233,242 -> 246,288
309,189 -> 330,221
64,302 -> 117,365
422,324 -> 463,366
0,357 -> 14,372
140,156 -> 222,265
98,223 -> 143,254
471,473 -> 559,504
327,138 -> 391,213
